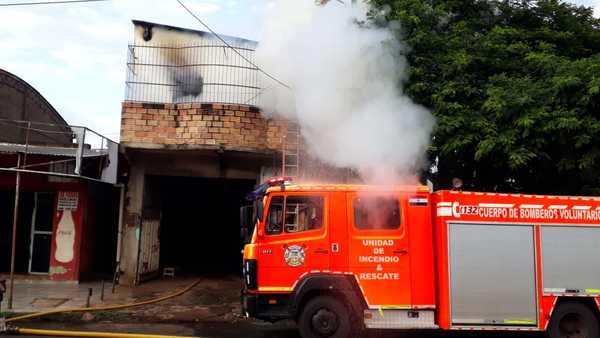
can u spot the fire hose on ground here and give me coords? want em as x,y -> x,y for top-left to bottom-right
1,279 -> 202,338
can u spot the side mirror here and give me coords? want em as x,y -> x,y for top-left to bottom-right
255,199 -> 264,223
240,206 -> 253,242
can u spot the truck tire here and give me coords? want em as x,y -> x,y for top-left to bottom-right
548,302 -> 599,338
298,295 -> 353,338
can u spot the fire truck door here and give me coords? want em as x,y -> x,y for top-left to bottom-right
257,193 -> 330,292
347,193 -> 411,308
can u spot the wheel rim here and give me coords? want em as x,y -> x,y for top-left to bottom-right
559,313 -> 590,338
310,307 -> 339,337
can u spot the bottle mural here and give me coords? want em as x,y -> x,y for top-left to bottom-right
55,192 -> 78,263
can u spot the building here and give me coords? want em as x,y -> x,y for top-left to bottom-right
0,68 -> 120,282
118,21 -> 290,284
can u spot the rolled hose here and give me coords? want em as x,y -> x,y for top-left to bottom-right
5,279 -> 202,338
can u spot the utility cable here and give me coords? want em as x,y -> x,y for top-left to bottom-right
0,0 -> 109,6
174,0 -> 291,90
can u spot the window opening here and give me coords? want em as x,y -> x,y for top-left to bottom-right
354,196 -> 401,230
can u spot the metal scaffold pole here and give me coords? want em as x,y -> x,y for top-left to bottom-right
8,153 -> 21,310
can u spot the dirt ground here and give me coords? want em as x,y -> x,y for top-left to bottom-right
111,275 -> 243,323
3,276 -> 546,338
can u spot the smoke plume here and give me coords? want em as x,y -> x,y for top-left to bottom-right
256,1 -> 434,184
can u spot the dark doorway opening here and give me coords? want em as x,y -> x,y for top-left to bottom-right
80,182 -> 120,281
151,176 -> 255,275
0,191 -> 34,274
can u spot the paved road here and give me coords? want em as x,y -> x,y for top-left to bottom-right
2,321 -> 546,338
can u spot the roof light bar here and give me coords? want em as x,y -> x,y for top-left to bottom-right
267,176 -> 293,186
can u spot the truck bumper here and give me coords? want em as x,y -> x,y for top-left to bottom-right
243,292 -> 292,322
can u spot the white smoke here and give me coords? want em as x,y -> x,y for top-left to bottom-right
256,0 -> 434,184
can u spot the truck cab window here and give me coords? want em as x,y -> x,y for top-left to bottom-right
265,195 -> 324,235
354,196 -> 401,230
284,196 -> 323,233
266,196 -> 284,235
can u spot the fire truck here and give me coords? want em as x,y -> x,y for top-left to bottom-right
241,177 -> 600,338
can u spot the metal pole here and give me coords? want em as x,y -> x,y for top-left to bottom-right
113,184 -> 125,293
8,154 -> 22,310
23,122 -> 31,168
86,288 -> 92,307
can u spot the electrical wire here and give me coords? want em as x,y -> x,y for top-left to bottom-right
174,0 -> 291,90
0,0 -> 109,6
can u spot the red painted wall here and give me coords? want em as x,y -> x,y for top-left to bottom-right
0,170 -> 87,281
49,187 -> 87,281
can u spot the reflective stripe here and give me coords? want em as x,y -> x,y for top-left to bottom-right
479,203 -> 514,208
258,286 -> 293,292
504,319 -> 536,325
437,207 -> 452,216
519,204 -> 543,209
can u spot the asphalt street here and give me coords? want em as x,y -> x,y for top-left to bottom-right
1,321 -> 546,338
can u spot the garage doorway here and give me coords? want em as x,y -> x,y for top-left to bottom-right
147,176 -> 255,276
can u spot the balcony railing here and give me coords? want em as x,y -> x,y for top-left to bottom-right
124,42 -> 261,107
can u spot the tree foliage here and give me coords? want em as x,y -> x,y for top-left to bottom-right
369,0 -> 600,194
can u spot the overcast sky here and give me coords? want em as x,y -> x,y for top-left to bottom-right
0,0 -> 597,141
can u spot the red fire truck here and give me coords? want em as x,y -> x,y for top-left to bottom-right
241,177 -> 600,338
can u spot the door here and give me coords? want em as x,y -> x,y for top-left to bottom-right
448,223 -> 537,325
258,193 -> 329,292
347,192 -> 411,308
137,214 -> 161,283
29,192 -> 55,274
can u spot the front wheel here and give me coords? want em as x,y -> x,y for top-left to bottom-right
298,295 -> 353,338
548,302 -> 599,338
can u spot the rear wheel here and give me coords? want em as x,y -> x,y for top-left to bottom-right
298,295 -> 352,338
548,302 -> 599,338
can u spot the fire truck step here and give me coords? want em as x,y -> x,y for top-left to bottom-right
363,309 -> 438,329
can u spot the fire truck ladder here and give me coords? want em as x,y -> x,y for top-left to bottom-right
282,121 -> 301,178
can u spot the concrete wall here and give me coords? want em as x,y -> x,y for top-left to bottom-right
127,20 -> 259,105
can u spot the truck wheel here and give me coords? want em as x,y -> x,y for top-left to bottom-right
298,295 -> 352,338
548,302 -> 599,338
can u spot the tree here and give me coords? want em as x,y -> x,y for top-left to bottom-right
369,0 -> 600,194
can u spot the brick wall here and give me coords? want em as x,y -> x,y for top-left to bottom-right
120,102 -> 287,152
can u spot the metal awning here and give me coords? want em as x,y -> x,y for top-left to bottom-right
0,142 -> 109,158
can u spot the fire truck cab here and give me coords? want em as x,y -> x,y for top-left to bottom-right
242,178 -> 600,338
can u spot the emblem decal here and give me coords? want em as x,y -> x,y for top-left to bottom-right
284,244 -> 306,267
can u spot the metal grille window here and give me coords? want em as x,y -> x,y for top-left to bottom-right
354,196 -> 401,230
124,42 -> 261,106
